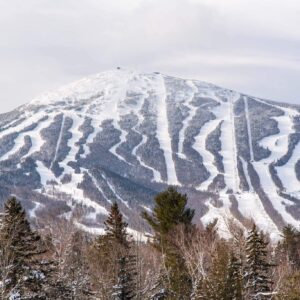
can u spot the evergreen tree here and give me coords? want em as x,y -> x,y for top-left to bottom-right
224,253 -> 243,300
280,225 -> 300,269
0,197 -> 53,299
142,187 -> 194,299
104,202 -> 129,248
244,224 -> 274,300
92,202 -> 136,299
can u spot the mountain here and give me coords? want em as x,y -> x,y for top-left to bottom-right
0,69 -> 299,239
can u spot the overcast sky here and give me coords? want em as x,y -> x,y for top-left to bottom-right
0,0 -> 300,113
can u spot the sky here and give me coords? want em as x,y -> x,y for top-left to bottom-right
0,0 -> 300,113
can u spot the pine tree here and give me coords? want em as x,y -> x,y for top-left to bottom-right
244,224 -> 274,300
142,187 -> 194,299
0,197 -> 53,299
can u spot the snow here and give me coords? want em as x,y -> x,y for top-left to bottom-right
236,192 -> 281,241
244,96 -> 254,161
252,99 -> 299,227
28,69 -> 135,107
35,161 -> 57,186
86,170 -> 112,204
74,221 -> 148,242
50,114 -> 66,170
194,119 -> 221,190
201,194 -> 245,239
2,69 -> 300,239
155,74 -> 179,185
177,80 -> 198,158
132,134 -> 162,181
101,173 -> 130,209
58,113 -> 84,176
240,157 -> 253,192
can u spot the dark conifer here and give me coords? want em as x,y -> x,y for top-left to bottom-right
142,187 -> 194,299
225,253 -> 243,300
104,202 -> 129,248
0,197 -> 53,299
244,224 -> 274,299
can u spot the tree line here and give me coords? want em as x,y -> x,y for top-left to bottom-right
0,187 -> 300,299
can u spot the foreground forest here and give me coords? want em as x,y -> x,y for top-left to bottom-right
0,187 -> 300,299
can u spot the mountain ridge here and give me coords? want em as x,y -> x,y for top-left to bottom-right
0,69 -> 299,240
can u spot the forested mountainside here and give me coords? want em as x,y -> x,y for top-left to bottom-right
0,69 -> 299,239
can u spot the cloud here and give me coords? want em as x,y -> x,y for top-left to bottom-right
0,0 -> 299,112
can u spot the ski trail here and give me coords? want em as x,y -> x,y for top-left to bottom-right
86,170 -> 112,204
194,119 -> 221,190
252,99 -> 300,195
177,80 -> 198,159
277,138 -> 300,194
132,133 -> 162,182
110,122 -> 134,166
250,98 -> 300,226
240,157 -> 253,192
59,113 -> 84,176
0,116 -> 54,161
108,73 -> 132,164
201,193 -> 245,239
210,92 -> 240,192
155,74 -> 178,185
244,97 -> 254,161
228,93 -> 240,192
130,77 -> 163,181
23,116 -> 55,159
236,191 -> 281,241
81,118 -> 102,158
50,114 -> 66,170
101,173 -> 130,208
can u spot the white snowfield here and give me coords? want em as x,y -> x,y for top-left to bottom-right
1,69 -> 300,240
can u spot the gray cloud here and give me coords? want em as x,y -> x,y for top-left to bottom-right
0,0 -> 299,112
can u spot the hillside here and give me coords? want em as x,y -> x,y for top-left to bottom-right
0,69 -> 299,239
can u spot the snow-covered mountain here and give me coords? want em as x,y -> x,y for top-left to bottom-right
1,69 -> 300,239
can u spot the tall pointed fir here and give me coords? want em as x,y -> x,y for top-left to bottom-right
0,197 -> 53,299
142,187 -> 194,299
244,224 -> 274,300
104,202 -> 129,248
92,202 -> 136,299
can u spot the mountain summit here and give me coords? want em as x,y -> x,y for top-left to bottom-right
1,69 -> 299,239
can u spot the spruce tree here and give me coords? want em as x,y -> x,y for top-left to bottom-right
92,202 -> 136,299
142,187 -> 194,299
0,197 -> 53,299
104,202 -> 129,248
244,224 -> 274,300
